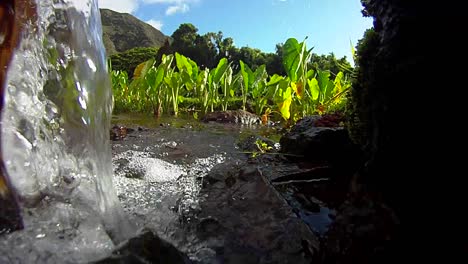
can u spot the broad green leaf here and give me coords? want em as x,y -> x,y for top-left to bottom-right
188,58 -> 198,79
308,78 -> 320,101
282,38 -> 301,82
317,70 -> 331,94
145,67 -> 156,88
239,60 -> 250,90
155,67 -> 165,85
267,74 -> 284,86
133,59 -> 154,79
175,52 -> 192,75
213,58 -> 229,83
277,87 -> 292,120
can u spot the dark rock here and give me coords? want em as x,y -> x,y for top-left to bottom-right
194,162 -> 320,263
320,197 -> 399,264
201,110 -> 260,125
333,0 -> 456,261
110,125 -> 128,141
92,228 -> 191,264
280,118 -> 359,163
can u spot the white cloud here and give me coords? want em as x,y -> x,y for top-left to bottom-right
97,0 -> 138,14
142,0 -> 197,3
166,3 -> 189,15
141,0 -> 198,16
146,19 -> 163,30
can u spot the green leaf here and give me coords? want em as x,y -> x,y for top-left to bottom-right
282,38 -> 301,82
306,69 -> 315,79
267,74 -> 284,86
333,71 -> 344,93
188,58 -> 198,79
239,60 -> 250,90
175,52 -> 192,74
317,70 -> 331,94
213,58 -> 229,83
278,87 -> 292,120
308,78 -> 320,101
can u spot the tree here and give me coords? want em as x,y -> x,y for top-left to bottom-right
264,43 -> 285,75
109,47 -> 159,78
309,52 -> 353,77
171,23 -> 199,59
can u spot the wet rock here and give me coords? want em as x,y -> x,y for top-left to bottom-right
201,110 -> 260,125
110,125 -> 134,141
313,113 -> 345,127
193,162 -> 320,263
92,228 -> 191,264
201,161 -> 242,187
280,117 -> 359,163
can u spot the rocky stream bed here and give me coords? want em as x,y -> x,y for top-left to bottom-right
101,112 -> 363,263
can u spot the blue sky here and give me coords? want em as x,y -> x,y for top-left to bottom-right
97,0 -> 373,62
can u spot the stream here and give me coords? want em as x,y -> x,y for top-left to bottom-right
109,114 -> 337,263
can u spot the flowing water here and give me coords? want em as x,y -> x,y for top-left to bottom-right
0,1 -> 337,262
0,0 -> 134,262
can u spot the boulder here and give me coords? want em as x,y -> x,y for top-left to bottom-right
193,161 -> 320,263
201,110 -> 260,125
279,117 -> 359,163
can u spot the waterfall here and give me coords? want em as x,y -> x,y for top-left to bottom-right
0,0 -> 135,262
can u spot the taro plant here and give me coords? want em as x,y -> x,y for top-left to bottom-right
205,58 -> 229,113
239,60 -> 253,111
145,54 -> 174,117
110,69 -> 130,113
282,37 -> 313,122
128,58 -> 155,112
250,64 -> 269,115
307,69 -> 351,114
220,65 -> 235,111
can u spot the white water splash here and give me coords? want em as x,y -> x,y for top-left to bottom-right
0,0 -> 134,262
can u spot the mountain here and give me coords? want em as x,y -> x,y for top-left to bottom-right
99,8 -> 169,56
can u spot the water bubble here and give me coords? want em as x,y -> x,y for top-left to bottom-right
78,95 -> 87,109
36,234 -> 46,239
86,58 -> 97,72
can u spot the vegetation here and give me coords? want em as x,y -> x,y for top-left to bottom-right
106,21 -> 352,78
110,37 -> 353,126
109,47 -> 159,79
